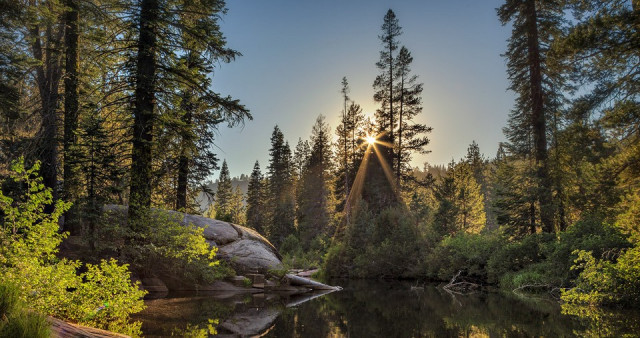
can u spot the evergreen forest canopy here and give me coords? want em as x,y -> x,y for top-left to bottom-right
0,0 -> 640,335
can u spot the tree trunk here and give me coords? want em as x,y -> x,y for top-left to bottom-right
175,96 -> 193,210
63,0 -> 79,202
397,72 -> 404,184
129,0 -> 159,226
525,0 -> 554,233
31,17 -> 64,210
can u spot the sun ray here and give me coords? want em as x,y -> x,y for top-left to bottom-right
370,143 -> 403,202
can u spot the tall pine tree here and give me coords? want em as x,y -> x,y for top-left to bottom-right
266,126 -> 295,248
498,0 -> 565,233
246,161 -> 266,233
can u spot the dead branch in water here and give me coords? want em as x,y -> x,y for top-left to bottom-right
443,270 -> 480,294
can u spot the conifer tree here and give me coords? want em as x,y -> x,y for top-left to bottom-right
335,97 -> 364,212
394,46 -> 431,184
128,0 -> 249,224
63,0 -> 80,203
298,116 -> 332,248
498,0 -> 565,233
365,9 -> 403,210
267,126 -> 295,248
214,160 -> 233,222
229,185 -> 245,225
246,161 -> 266,233
292,138 -> 311,183
373,9 -> 401,168
451,162 -> 486,233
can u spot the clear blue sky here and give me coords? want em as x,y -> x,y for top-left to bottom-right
211,0 -> 515,178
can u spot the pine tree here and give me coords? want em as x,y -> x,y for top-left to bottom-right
214,160 -> 233,222
229,185 -> 245,225
292,138 -> 310,182
266,126 -> 295,248
128,0 -> 249,224
63,0 -> 80,203
373,9 -> 402,168
246,161 -> 266,234
128,0 -> 160,224
297,116 -> 332,248
498,0 -> 565,233
555,0 -> 640,221
434,171 -> 458,237
394,46 -> 431,184
435,160 -> 486,235
451,162 -> 486,233
335,94 -> 365,212
365,9 -> 403,210
492,153 -> 538,237
338,77 -> 351,208
29,2 -> 65,204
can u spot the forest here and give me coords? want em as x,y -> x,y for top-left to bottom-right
1,0 -> 639,336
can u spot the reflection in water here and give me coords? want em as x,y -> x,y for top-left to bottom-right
135,280 -> 640,337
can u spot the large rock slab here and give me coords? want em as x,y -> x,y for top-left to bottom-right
102,205 -> 283,275
217,238 -> 282,274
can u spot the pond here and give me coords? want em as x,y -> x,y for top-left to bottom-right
134,279 -> 640,337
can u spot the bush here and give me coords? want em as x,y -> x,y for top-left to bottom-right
99,208 -> 231,284
487,218 -> 630,290
425,232 -> 504,283
561,246 -> 640,306
486,233 -> 555,285
324,206 -> 426,278
281,234 -> 328,270
0,159 -> 146,336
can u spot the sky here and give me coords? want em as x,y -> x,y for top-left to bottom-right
211,0 -> 515,178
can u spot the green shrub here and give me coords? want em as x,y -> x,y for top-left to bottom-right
99,208 -> 230,284
488,218 -> 630,290
280,234 -> 302,256
324,206 -> 426,278
486,233 -> 555,285
0,159 -> 146,336
561,246 -> 640,306
426,232 -> 504,283
0,281 -> 20,318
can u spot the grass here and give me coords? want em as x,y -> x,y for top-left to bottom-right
0,282 -> 51,338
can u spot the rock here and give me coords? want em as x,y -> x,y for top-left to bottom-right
101,205 -> 339,293
216,307 -> 282,337
102,204 -> 283,275
217,238 -> 283,274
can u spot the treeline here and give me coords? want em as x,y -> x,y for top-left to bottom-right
0,0 -> 250,231
210,3 -> 639,308
1,0 -> 244,335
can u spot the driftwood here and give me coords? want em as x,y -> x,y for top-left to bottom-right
285,274 -> 342,291
49,317 -> 130,338
442,270 -> 480,294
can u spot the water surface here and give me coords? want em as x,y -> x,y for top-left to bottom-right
135,279 -> 640,337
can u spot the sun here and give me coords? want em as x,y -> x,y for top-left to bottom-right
365,135 -> 377,145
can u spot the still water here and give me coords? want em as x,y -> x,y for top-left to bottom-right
135,279 -> 640,337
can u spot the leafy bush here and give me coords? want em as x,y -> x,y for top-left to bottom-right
487,218 -> 630,290
99,208 -> 231,284
0,159 -> 146,336
425,232 -> 504,283
561,246 -> 640,306
486,233 -> 555,285
325,206 -> 426,278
